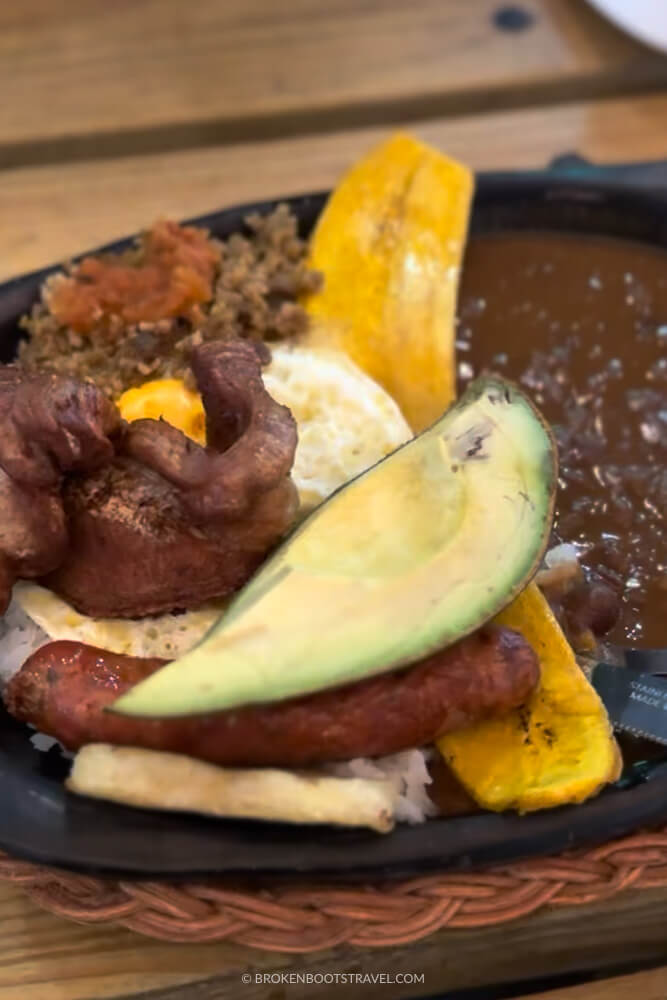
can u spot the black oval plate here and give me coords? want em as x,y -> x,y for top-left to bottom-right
1,174 -> 667,880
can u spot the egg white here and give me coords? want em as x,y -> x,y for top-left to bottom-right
14,582 -> 226,659
264,344 -> 412,511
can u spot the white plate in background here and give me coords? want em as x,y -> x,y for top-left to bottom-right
586,0 -> 667,54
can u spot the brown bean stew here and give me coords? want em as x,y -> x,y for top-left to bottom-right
458,233 -> 666,649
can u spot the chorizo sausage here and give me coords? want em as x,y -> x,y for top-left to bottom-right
5,626 -> 538,766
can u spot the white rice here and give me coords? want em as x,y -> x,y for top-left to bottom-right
0,599 -> 69,754
0,596 -> 49,689
329,749 -> 437,824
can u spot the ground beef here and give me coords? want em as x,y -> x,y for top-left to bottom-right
19,205 -> 322,398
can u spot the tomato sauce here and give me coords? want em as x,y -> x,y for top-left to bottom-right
48,221 -> 220,334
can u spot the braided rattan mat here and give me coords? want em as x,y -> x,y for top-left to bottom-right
3,828 -> 667,949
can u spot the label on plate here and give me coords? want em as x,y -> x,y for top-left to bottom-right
592,663 -> 667,746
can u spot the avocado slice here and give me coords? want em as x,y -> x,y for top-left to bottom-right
112,376 -> 556,718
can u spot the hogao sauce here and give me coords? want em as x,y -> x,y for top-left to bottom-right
458,233 -> 666,648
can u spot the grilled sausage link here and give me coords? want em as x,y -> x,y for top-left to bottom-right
5,627 -> 539,766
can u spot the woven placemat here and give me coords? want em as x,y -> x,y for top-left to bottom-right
3,827 -> 667,949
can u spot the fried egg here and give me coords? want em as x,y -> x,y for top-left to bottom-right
13,582 -> 226,659
118,378 -> 206,444
263,344 -> 413,510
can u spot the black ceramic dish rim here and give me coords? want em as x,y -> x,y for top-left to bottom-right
0,171 -> 666,880
3,169 -> 667,335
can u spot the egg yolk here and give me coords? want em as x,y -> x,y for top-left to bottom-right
117,379 -> 206,444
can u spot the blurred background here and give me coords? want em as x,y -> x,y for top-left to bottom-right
1,0 -> 666,281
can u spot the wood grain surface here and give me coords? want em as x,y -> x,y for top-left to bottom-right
2,881 -> 667,1000
2,92 -> 667,282
1,0 -> 667,166
517,967 -> 667,1000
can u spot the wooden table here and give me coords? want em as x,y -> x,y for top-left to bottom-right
1,0 -> 666,997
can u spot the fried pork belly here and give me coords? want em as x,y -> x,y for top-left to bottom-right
1,341 -> 297,617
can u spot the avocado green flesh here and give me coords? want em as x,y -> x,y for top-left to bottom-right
112,376 -> 556,718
